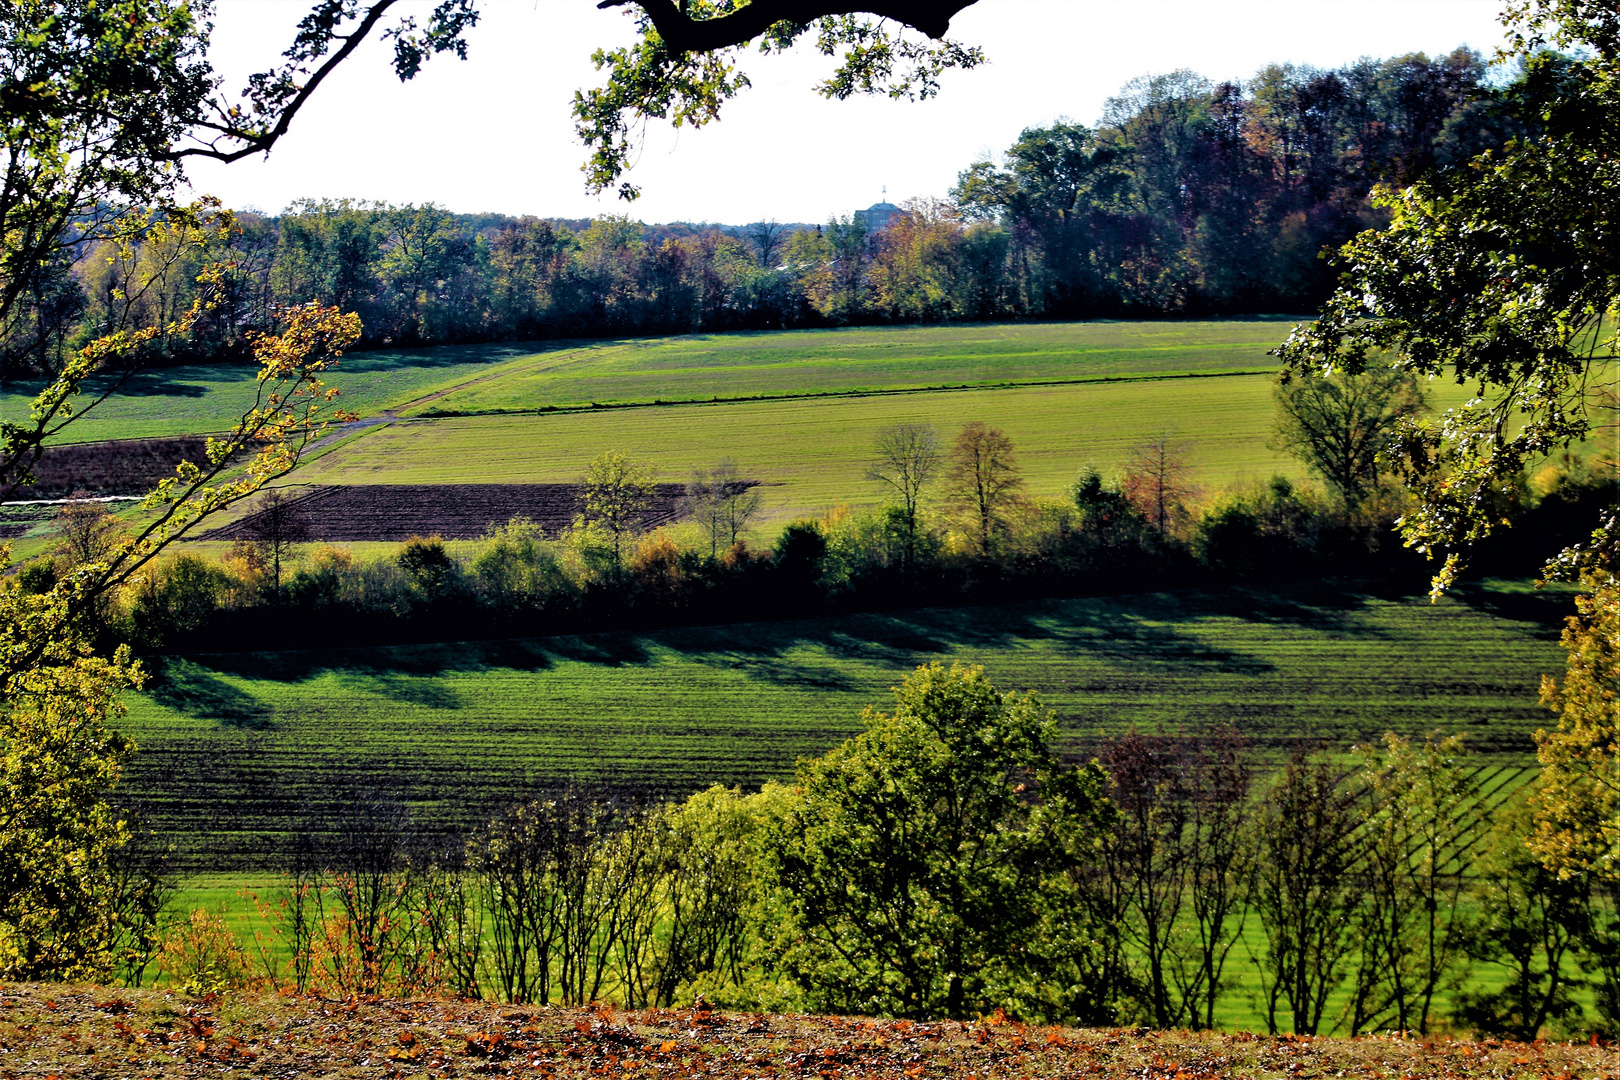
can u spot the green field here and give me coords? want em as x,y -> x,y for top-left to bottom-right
291,371 -> 1484,525
119,582 -> 1566,870
0,342 -> 543,443
0,321 -> 1298,444
398,320 -> 1296,416
297,375 -> 1303,512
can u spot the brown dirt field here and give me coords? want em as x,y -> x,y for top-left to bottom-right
7,437 -> 218,499
198,483 -> 696,543
2,983 -> 1615,1080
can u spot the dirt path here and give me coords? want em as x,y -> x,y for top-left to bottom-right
304,358 -> 537,455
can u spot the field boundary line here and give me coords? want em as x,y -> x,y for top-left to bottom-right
403,367 -> 1282,421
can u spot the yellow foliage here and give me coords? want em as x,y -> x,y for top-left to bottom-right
158,909 -> 252,994
1530,578 -> 1620,880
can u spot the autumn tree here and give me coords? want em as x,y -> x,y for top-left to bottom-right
1528,577 -> 1620,1024
0,622 -> 147,980
1121,432 -> 1197,539
582,451 -> 659,567
866,423 -> 942,568
943,422 -> 1026,558
1271,368 -> 1427,514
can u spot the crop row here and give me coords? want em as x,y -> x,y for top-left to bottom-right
116,586 -> 1567,868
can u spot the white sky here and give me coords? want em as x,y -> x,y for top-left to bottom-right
184,0 -> 1512,225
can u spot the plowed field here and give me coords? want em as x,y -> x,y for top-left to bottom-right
198,482 -> 695,542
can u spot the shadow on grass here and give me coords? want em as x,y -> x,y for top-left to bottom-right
1452,579 -> 1581,640
152,584 -> 1411,727
340,335 -> 640,374
143,659 -> 273,730
1,368 -> 218,400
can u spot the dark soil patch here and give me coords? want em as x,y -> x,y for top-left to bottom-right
199,483 -> 697,542
7,436 -> 219,498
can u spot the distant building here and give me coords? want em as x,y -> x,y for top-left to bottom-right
855,190 -> 900,232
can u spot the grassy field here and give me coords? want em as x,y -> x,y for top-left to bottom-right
0,321 -> 1297,444
118,581 -> 1567,870
0,341 -> 540,443
290,371 -> 1488,526
399,319 -> 1297,416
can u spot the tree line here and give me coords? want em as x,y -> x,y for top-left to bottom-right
0,46 -> 1553,373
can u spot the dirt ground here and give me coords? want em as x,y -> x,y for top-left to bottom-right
0,982 -> 1615,1080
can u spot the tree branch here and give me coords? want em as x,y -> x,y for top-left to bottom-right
598,0 -> 978,53
172,1 -> 400,164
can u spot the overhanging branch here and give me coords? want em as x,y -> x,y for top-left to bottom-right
597,0 -> 979,52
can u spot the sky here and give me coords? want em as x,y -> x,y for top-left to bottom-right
183,0 -> 1512,225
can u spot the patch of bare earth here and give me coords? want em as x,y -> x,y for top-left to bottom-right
197,483 -> 700,543
0,984 -> 1615,1080
7,438 -> 222,501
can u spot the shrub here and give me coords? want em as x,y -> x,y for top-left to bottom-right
124,553 -> 229,649
158,908 -> 252,994
773,519 -> 828,591
286,545 -> 355,607
397,535 -> 459,601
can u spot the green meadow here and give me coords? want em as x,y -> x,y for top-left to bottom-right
0,320 -> 1294,443
398,319 -> 1295,416
119,582 -> 1566,870
292,371 -> 1483,525
0,341 -> 540,443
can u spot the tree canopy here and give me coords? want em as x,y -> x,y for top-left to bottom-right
1275,0 -> 1618,591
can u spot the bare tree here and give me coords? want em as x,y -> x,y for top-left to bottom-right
52,495 -> 121,567
1121,431 -> 1197,539
1181,726 -> 1257,1031
1253,746 -> 1360,1035
684,460 -> 763,557
867,423 -> 941,567
747,220 -> 787,268
241,488 -> 311,591
1098,732 -> 1194,1029
1271,369 -> 1426,513
943,421 -> 1025,558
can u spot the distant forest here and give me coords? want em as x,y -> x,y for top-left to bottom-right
3,46 -> 1561,371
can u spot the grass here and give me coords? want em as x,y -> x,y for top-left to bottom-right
0,341 -> 540,443
9,983 -> 1616,1078
118,582 -> 1568,871
0,321 -> 1298,445
398,320 -> 1300,416
289,372 -> 1489,527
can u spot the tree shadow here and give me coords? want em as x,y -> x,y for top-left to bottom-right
158,585 -> 1433,727
1452,580 -> 1578,641
143,659 -> 272,730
